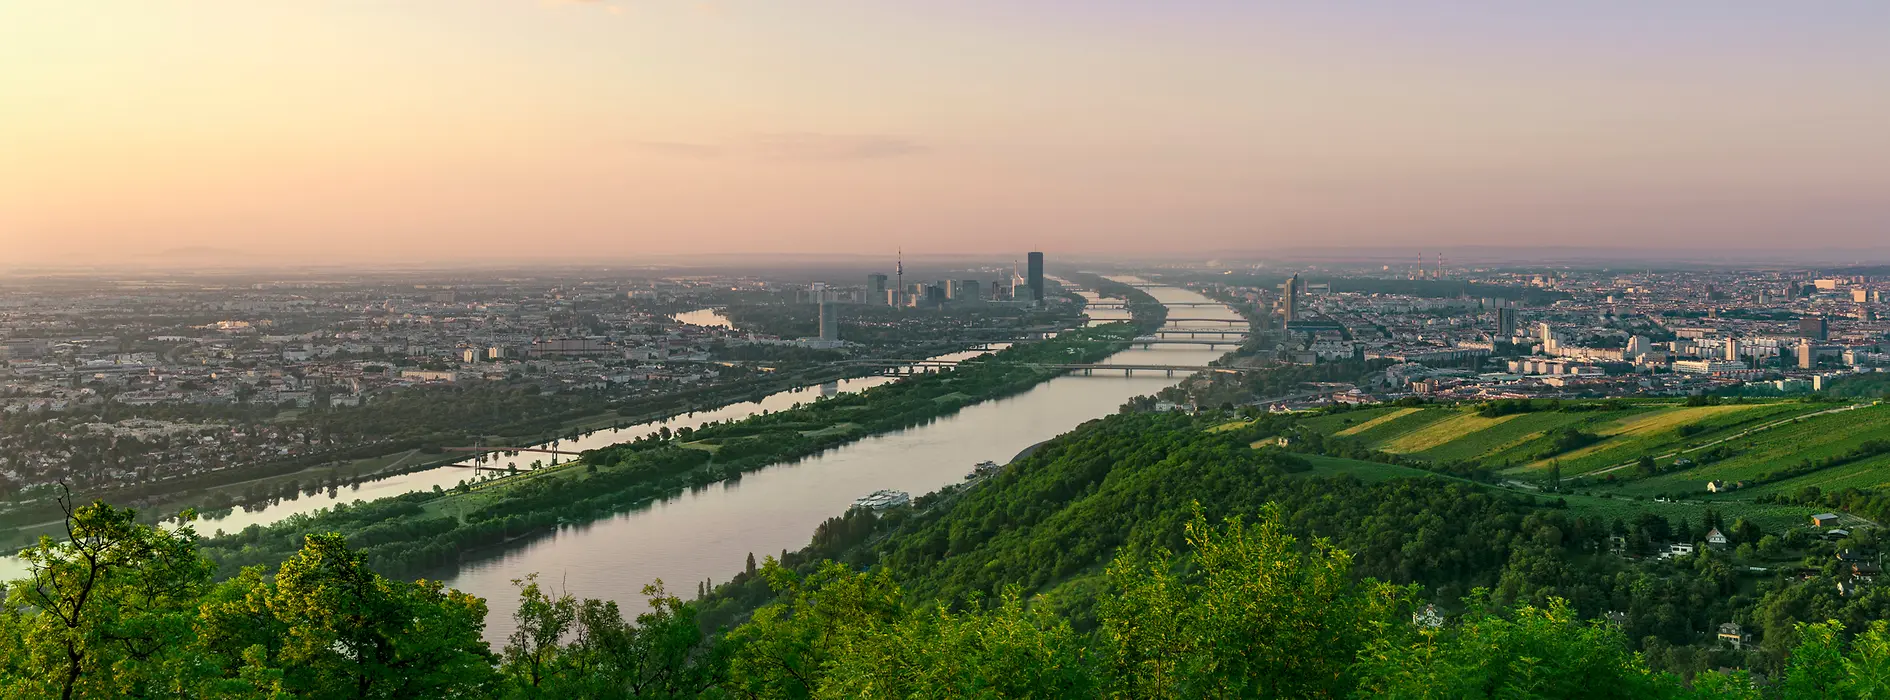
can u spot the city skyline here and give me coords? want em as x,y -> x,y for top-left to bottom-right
5,2 -> 1888,265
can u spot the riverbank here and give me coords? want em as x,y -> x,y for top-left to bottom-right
194,312 -> 1161,581
450,282 -> 1245,643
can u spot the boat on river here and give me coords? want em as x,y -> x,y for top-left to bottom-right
852,489 -> 911,510
966,460 -> 1002,479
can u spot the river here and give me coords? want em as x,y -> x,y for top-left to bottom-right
451,284 -> 1245,644
671,308 -> 735,329
0,307 -> 998,580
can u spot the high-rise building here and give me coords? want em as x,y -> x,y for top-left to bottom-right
1799,342 -> 1818,369
1799,315 -> 1828,341
868,274 -> 889,304
1281,274 -> 1300,323
1725,338 -> 1740,361
1026,252 -> 1045,304
1497,307 -> 1517,337
818,301 -> 838,342
946,279 -> 981,301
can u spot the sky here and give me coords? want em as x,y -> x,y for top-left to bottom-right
3,1 -> 1888,266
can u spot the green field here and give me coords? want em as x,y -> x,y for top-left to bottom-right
1315,405 -> 1654,466
1544,402 -> 1830,477
1293,453 -> 1823,531
1324,406 -> 1456,446
1297,454 -> 1442,482
1304,401 -> 1856,483
1290,400 -> 1890,528
1294,407 -> 1403,436
1607,403 -> 1890,496
1744,452 -> 1890,497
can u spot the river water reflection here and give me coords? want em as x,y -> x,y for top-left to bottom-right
451,284 -> 1244,643
0,285 -> 1244,639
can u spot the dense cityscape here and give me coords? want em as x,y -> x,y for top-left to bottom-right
11,254 -> 1890,696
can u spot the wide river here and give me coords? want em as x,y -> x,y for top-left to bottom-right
452,284 -> 1245,643
0,284 -> 1246,644
162,308 -> 988,539
0,310 -> 986,580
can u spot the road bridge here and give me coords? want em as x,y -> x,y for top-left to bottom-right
444,446 -> 586,457
1160,317 -> 1248,324
1153,329 -> 1247,338
1087,301 -> 1227,308
845,358 -> 1253,377
1130,338 -> 1242,348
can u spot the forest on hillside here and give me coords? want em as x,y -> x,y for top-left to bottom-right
17,407 -> 1890,697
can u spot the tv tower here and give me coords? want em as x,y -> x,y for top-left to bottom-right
895,248 -> 904,306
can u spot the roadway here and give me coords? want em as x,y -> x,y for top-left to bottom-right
844,358 -> 1252,377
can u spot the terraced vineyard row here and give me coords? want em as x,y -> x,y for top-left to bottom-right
1297,399 -> 1887,528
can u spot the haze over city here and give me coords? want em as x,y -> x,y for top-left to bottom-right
5,1 -> 1889,267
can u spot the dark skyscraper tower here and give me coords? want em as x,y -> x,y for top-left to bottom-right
819,301 -> 838,342
1799,315 -> 1828,341
867,274 -> 888,304
1282,273 -> 1300,324
1026,251 -> 1045,304
1497,306 -> 1517,337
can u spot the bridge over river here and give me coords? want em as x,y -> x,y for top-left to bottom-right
845,358 -> 1249,377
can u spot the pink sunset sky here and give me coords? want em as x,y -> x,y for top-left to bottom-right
3,1 -> 1887,265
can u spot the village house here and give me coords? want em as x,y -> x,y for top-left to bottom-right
1705,528 -> 1730,548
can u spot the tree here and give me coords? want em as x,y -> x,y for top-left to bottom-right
1781,621 -> 1848,699
241,533 -> 497,699
0,495 -> 213,700
816,588 -> 1096,698
1098,503 -> 1410,698
721,561 -> 905,697
1353,593 -> 1699,698
503,574 -> 577,692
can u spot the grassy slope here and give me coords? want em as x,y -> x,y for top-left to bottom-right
1289,400 -> 1882,531
1745,452 -> 1890,497
1297,454 -> 1440,482
1338,407 -> 1456,447
1616,403 -> 1890,496
1541,403 -> 1828,477
1424,410 -> 1645,465
1297,453 -> 1820,531
1294,407 -> 1403,436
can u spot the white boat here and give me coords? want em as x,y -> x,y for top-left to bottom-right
966,460 -> 1002,479
853,489 -> 911,510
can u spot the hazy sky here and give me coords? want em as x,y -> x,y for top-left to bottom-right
4,1 -> 1888,265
